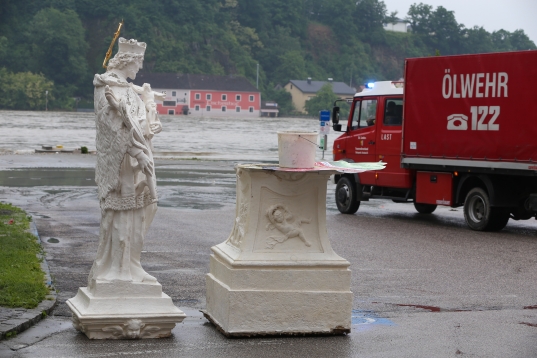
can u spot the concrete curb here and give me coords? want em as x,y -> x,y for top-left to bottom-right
0,221 -> 57,340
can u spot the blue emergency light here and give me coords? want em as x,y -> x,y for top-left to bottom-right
366,82 -> 375,89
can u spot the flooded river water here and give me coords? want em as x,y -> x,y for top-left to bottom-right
0,110 -> 339,211
0,110 -> 335,162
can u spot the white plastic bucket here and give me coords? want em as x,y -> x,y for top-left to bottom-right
277,131 -> 317,169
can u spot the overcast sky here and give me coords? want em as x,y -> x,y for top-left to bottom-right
382,0 -> 537,45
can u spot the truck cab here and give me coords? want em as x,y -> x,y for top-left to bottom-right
332,81 -> 437,215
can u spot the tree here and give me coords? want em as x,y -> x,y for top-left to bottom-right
263,85 -> 294,116
0,68 -> 54,110
407,3 -> 434,35
462,26 -> 494,54
26,8 -> 89,95
407,4 -> 463,55
354,0 -> 388,33
304,83 -> 338,116
491,29 -> 536,51
273,51 -> 307,85
509,30 -> 537,50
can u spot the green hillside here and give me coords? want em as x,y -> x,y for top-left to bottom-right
0,0 -> 534,112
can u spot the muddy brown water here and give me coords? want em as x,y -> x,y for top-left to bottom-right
0,110 -> 335,162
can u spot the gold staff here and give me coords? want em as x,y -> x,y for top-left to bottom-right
102,20 -> 124,69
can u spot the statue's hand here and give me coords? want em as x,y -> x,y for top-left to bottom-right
104,85 -> 120,110
135,152 -> 154,177
150,121 -> 162,134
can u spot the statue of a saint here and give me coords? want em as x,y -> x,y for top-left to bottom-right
67,37 -> 185,339
89,38 -> 161,285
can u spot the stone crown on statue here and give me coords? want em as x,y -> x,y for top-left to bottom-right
118,37 -> 146,55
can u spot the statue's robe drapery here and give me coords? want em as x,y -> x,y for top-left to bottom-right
88,72 -> 158,286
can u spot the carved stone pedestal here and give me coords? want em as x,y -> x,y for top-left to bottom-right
67,280 -> 186,339
203,164 -> 352,336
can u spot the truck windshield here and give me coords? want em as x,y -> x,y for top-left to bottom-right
351,99 -> 377,129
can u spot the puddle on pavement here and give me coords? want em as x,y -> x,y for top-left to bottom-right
0,168 -> 237,187
351,309 -> 395,328
0,167 -> 337,211
0,167 -> 239,210
0,168 -> 95,187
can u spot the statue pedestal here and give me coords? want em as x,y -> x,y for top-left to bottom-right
67,280 -> 185,339
203,164 -> 352,336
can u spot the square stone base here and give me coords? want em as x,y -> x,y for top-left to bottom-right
67,287 -> 186,339
203,255 -> 352,336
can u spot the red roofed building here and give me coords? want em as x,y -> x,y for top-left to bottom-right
131,73 -> 261,117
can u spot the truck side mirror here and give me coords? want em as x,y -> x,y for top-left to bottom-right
332,106 -> 343,131
332,106 -> 340,124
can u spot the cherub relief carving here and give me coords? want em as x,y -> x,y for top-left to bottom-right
265,204 -> 311,249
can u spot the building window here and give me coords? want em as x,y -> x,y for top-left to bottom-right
172,91 -> 176,97
222,106 -> 226,112
195,105 -> 200,111
236,95 -> 241,101
168,109 -> 174,115
195,93 -> 200,100
206,106 -> 211,112
222,94 -> 227,101
236,107 -> 241,112
163,100 -> 176,106
206,94 -> 211,100
249,95 -> 254,102
249,107 -> 254,113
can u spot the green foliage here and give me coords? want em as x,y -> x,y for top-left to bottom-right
0,0 -> 534,111
273,51 -> 307,86
26,8 -> 90,94
0,202 -> 49,309
407,3 -> 536,55
0,68 -> 54,110
304,83 -> 338,116
262,85 -> 294,115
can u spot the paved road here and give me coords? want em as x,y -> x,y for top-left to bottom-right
1,154 -> 537,357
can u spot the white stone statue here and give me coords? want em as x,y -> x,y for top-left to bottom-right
89,37 -> 159,284
67,38 -> 185,339
132,83 -> 164,143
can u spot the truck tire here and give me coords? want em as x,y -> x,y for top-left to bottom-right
463,188 -> 509,231
335,177 -> 360,214
414,202 -> 437,214
488,209 -> 510,231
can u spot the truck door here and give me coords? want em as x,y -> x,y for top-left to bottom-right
375,97 -> 412,188
347,97 -> 378,184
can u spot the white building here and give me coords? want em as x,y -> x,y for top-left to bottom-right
383,18 -> 408,33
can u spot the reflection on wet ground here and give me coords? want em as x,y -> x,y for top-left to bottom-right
0,168 -> 95,187
0,163 -> 339,211
0,165 -> 238,211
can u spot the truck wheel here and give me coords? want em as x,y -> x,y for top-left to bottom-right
464,188 -> 509,231
488,209 -> 510,231
414,202 -> 437,214
335,177 -> 360,214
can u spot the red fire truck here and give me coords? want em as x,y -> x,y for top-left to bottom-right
331,50 -> 537,231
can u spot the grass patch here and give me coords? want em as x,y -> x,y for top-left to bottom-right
0,202 -> 49,309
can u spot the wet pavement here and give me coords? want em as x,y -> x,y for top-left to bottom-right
1,122 -> 537,355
